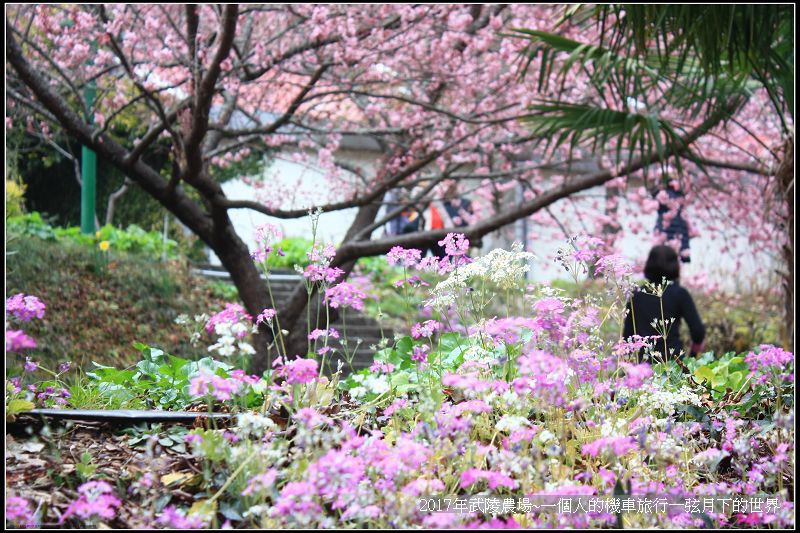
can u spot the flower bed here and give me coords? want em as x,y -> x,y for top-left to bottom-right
5,233 -> 794,529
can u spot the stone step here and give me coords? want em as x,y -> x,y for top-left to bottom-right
192,265 -> 390,374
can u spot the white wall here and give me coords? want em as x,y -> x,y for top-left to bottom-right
212,153 -> 778,293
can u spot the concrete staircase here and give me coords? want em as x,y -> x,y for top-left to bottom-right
194,265 -> 389,373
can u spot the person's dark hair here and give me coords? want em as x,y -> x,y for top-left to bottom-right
644,245 -> 680,283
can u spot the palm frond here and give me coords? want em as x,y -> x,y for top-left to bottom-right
521,101 -> 692,177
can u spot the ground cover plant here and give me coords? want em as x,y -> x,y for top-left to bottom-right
6,232 -> 794,529
6,232 -> 227,369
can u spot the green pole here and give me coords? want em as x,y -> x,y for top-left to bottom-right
80,80 -> 97,234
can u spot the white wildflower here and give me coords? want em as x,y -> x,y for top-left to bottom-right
496,415 -> 530,433
236,412 -> 277,439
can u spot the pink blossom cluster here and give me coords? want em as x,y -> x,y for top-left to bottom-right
582,436 -> 638,458
308,328 -> 340,341
304,264 -> 345,284
6,495 -> 35,528
251,223 -> 283,263
411,320 -> 441,339
744,345 -> 794,383
156,505 -> 207,529
386,246 -> 422,268
468,317 -> 537,345
460,468 -> 517,490
205,303 -> 252,336
241,468 -> 279,497
59,481 -> 121,524
619,362 -> 654,389
256,308 -> 277,326
274,357 -> 319,385
324,282 -> 366,311
439,233 -> 470,257
6,330 -> 37,353
6,293 -> 46,322
188,370 -> 258,402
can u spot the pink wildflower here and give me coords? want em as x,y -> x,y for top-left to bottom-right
256,308 -> 277,326
6,496 -> 35,527
582,436 -> 638,458
241,468 -> 278,496
6,330 -> 37,352
620,362 -> 653,389
157,505 -> 206,529
324,282 -> 366,311
411,320 -> 441,339
59,481 -> 121,523
6,293 -> 46,322
439,233 -> 469,257
275,357 -> 318,385
387,246 -> 422,267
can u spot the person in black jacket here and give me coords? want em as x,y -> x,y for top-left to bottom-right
623,245 -> 706,361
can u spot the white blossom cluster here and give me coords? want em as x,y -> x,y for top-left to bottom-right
495,415 -> 531,433
426,243 -> 536,308
236,412 -> 278,439
209,322 -> 256,357
349,374 -> 390,399
637,383 -> 702,417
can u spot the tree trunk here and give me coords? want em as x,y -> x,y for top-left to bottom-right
208,212 -> 272,373
776,135 -> 794,353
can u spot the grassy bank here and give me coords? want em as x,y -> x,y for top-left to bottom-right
6,236 -> 223,370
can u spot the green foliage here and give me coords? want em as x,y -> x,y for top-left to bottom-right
690,352 -> 749,396
7,212 -> 179,260
340,332 -> 476,400
266,237 -> 314,270
205,280 -> 239,301
124,424 -> 189,454
85,344 -> 235,410
76,452 -> 98,482
6,179 -> 27,219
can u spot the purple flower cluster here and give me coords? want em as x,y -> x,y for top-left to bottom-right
6,293 -> 46,322
59,481 -> 121,524
36,385 -> 72,406
324,282 -> 366,311
411,344 -> 430,364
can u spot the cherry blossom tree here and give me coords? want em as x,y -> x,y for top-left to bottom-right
6,4 -> 786,370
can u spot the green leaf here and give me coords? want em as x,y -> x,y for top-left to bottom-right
694,365 -> 715,384
6,399 -> 35,419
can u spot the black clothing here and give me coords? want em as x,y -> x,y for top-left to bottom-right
622,282 -> 705,359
